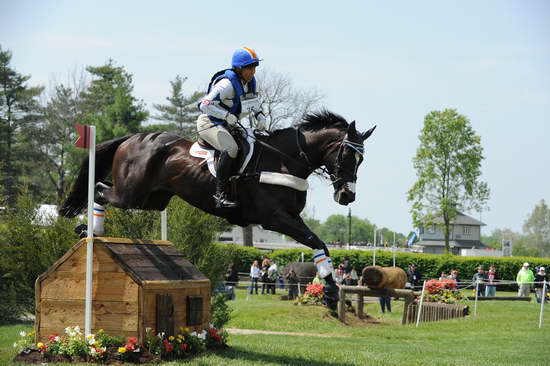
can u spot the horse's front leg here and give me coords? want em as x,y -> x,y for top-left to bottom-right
262,210 -> 339,310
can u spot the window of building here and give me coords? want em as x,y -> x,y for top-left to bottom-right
463,226 -> 471,235
187,296 -> 203,326
427,225 -> 436,234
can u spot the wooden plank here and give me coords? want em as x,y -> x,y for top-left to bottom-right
138,286 -> 144,345
142,280 -> 210,290
56,245 -> 124,273
36,239 -> 87,284
95,237 -> 173,246
40,299 -> 138,331
40,272 -> 138,302
156,294 -> 175,337
38,327 -> 137,342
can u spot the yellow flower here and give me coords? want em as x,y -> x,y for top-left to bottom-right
169,336 -> 175,341
118,347 -> 127,353
37,342 -> 44,348
28,331 -> 35,336
98,329 -> 104,334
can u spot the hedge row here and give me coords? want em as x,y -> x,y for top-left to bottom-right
221,244 -> 550,283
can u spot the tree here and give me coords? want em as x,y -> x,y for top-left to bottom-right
81,60 -> 147,142
523,199 -> 550,257
408,109 -> 490,254
0,45 -> 44,204
151,75 -> 203,136
35,72 -> 89,203
253,69 -> 323,131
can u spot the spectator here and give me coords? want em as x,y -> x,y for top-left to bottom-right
249,260 -> 260,295
485,265 -> 498,297
343,256 -> 352,274
379,295 -> 391,313
261,256 -> 271,268
225,263 -> 239,286
334,264 -> 345,285
439,272 -> 447,281
285,268 -> 299,300
516,262 -> 535,297
448,270 -> 460,284
268,262 -> 278,294
260,265 -> 270,294
407,264 -> 421,289
472,266 -> 487,297
534,267 -> 548,304
344,268 -> 359,286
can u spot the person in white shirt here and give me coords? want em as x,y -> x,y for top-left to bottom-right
249,260 -> 261,295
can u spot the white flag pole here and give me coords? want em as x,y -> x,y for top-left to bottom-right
84,126 -> 96,337
539,280 -> 547,329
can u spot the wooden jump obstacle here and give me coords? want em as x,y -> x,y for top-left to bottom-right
337,286 -> 416,325
405,302 -> 468,324
35,237 -> 211,343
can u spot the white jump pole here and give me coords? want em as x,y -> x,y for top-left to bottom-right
415,280 -> 427,328
474,281 -> 479,316
373,228 -> 377,266
84,126 -> 96,337
540,280 -> 547,329
161,209 -> 167,241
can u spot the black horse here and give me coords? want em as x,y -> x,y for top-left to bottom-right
60,110 -> 375,308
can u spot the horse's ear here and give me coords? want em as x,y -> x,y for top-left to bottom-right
362,125 -> 376,141
347,121 -> 358,137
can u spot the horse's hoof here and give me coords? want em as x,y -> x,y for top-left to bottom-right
94,183 -> 109,206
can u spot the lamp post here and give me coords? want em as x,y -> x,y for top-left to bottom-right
347,207 -> 352,250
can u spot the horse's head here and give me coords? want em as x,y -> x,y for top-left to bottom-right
329,121 -> 376,205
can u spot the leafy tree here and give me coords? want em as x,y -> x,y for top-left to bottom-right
408,109 -> 490,254
81,60 -> 147,142
151,75 -> 203,136
523,199 -> 550,257
0,45 -> 44,204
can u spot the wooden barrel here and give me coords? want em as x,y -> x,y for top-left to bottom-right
361,266 -> 407,289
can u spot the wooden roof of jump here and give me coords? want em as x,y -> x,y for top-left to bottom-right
37,237 -> 208,287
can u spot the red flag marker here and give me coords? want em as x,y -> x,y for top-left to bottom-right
74,124 -> 91,149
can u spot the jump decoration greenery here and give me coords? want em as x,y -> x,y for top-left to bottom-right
296,283 -> 325,305
423,279 -> 465,304
13,325 -> 228,364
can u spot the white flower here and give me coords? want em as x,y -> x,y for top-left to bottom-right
90,347 -> 97,355
13,342 -> 18,348
86,336 -> 96,345
146,327 -> 152,333
74,326 -> 81,335
19,331 -> 26,337
209,323 -> 214,328
190,331 -> 197,336
157,331 -> 165,339
133,347 -> 140,353
198,330 -> 207,340
54,336 -> 60,342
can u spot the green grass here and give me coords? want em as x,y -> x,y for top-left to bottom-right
2,289 -> 549,365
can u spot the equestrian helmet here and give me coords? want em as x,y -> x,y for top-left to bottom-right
232,47 -> 262,68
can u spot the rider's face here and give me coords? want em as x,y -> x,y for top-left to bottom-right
239,65 -> 256,83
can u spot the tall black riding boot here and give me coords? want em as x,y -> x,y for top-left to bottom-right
214,151 -> 238,208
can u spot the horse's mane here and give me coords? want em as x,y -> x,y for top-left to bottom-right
271,110 -> 349,136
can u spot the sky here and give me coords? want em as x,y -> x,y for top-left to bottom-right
1,0 -> 549,237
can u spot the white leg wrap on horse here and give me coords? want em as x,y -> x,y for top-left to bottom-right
93,203 -> 105,236
313,249 -> 333,278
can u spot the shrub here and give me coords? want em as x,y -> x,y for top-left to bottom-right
211,293 -> 233,329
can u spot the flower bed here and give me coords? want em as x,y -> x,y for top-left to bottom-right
13,325 -> 228,364
423,279 -> 464,304
295,283 -> 324,305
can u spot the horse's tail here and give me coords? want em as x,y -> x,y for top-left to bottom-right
59,135 -> 133,218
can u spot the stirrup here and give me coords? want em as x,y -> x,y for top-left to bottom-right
214,192 -> 238,208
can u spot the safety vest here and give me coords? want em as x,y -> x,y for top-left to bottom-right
204,69 -> 257,122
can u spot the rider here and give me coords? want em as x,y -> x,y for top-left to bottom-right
197,47 -> 267,208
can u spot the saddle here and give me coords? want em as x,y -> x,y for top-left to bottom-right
190,128 -> 256,178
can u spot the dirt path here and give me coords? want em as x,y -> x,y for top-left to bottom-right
226,328 -> 351,338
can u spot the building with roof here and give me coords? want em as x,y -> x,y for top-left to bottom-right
415,212 -> 488,255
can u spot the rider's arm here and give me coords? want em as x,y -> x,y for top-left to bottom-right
199,78 -> 237,122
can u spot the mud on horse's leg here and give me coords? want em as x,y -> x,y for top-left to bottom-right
262,213 -> 339,310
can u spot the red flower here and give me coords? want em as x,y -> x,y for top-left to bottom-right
180,343 -> 188,351
127,336 -> 138,345
47,334 -> 59,342
125,342 -> 135,351
164,343 -> 174,352
162,339 -> 169,345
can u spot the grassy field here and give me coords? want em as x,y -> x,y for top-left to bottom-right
1,289 -> 549,365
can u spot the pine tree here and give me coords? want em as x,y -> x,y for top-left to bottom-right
0,45 -> 44,204
151,75 -> 203,136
